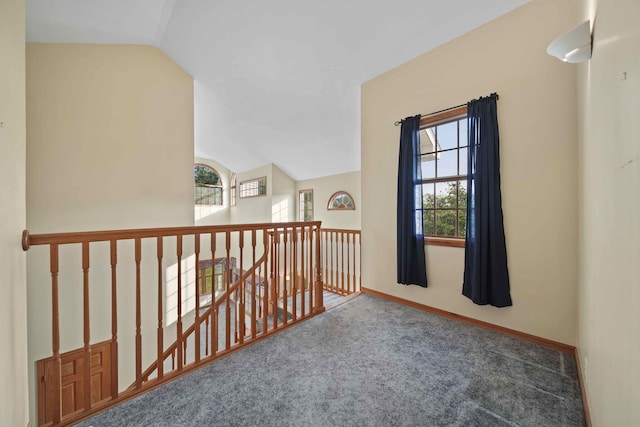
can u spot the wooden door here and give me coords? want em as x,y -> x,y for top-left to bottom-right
38,340 -> 112,426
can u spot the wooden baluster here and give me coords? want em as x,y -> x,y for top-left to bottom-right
135,238 -> 142,387
50,244 -> 62,425
110,240 -> 119,398
325,230 -> 329,292
212,304 -> 218,355
292,226 -> 297,321
336,231 -> 339,294
358,232 -> 361,291
176,235 -> 183,370
204,316 -> 210,357
327,231 -> 336,291
251,230 -> 257,339
82,242 -> 92,411
322,231 -> 327,293
210,232 -> 217,355
265,231 -> 272,334
314,226 -> 323,312
238,231 -> 245,344
308,227 -> 313,311
346,233 -> 351,294
194,233 -> 201,363
282,227 -> 288,326
300,226 -> 305,317
225,231 -> 231,350
273,231 -> 280,330
340,232 -> 345,295
156,237 -> 164,380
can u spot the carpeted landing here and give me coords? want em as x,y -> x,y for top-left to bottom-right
77,294 -> 585,426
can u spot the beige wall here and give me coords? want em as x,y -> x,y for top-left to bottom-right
25,44 -> 195,421
296,171 -> 361,229
232,163 -> 274,224
230,163 -> 298,224
362,0 -> 580,344
195,156 -> 231,225
26,44 -> 194,232
0,1 -> 29,426
272,164 -> 297,223
577,0 -> 640,424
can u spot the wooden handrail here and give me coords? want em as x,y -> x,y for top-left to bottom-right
28,221 -> 326,427
22,221 -> 322,249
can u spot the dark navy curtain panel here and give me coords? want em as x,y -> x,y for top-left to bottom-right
397,115 -> 427,288
463,94 -> 512,307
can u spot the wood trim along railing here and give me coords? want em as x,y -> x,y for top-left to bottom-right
23,221 -> 324,427
319,229 -> 361,295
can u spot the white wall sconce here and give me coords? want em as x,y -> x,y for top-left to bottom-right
547,20 -> 592,63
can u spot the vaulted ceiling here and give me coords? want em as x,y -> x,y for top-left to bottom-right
26,0 -> 529,180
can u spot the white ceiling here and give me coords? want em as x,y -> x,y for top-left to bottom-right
26,0 -> 529,181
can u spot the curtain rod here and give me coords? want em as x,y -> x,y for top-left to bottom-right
394,93 -> 499,126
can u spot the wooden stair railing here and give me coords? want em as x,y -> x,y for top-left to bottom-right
320,228 -> 361,295
23,221 -> 324,427
137,245 -> 270,384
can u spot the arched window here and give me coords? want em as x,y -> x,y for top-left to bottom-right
194,164 -> 223,206
327,191 -> 355,210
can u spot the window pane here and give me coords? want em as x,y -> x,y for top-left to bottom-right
435,182 -> 456,208
423,209 -> 435,236
458,210 -> 467,237
421,156 -> 435,179
299,190 -> 313,221
422,183 -> 435,209
328,192 -> 355,210
194,165 -> 221,185
458,180 -> 467,208
437,149 -> 458,178
459,118 -> 468,147
459,147 -> 468,176
435,121 -> 457,150
420,128 -> 436,154
240,176 -> 267,198
436,210 -> 456,237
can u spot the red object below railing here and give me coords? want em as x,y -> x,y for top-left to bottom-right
23,222 -> 324,427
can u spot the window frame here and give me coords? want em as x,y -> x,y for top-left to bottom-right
327,191 -> 356,211
194,163 -> 223,206
239,176 -> 267,199
298,189 -> 314,221
230,172 -> 237,207
419,106 -> 468,248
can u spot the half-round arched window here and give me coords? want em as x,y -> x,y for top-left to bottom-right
327,191 -> 355,210
194,164 -> 223,206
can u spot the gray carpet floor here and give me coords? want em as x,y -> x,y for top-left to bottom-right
77,294 -> 585,427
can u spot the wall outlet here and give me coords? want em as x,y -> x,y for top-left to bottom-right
584,357 -> 588,385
